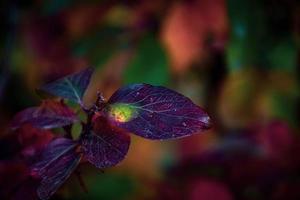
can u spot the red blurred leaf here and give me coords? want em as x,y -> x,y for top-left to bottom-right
255,120 -> 294,162
161,0 -> 228,73
0,161 -> 29,198
11,100 -> 79,130
188,179 -> 233,200
16,124 -> 54,160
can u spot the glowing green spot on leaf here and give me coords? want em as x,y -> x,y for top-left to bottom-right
109,103 -> 138,123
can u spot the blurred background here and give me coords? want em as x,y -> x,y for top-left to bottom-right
1,0 -> 300,199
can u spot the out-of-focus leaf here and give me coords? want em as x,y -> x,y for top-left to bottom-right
16,124 -> 54,160
41,0 -> 73,14
72,26 -> 126,68
11,177 -> 40,200
40,68 -> 94,105
188,179 -> 233,200
124,35 -> 170,86
0,161 -> 29,196
255,120 -> 294,161
81,116 -> 130,168
161,0 -> 228,73
270,91 -> 298,126
267,38 -> 297,73
31,138 -> 81,200
226,0 -> 268,72
73,172 -> 137,200
106,84 -> 211,140
11,100 -> 79,130
218,70 -> 260,128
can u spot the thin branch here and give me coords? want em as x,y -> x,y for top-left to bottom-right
75,170 -> 88,194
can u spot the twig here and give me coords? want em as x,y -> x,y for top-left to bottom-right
75,169 -> 88,193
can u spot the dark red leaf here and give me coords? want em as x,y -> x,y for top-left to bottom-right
0,161 -> 29,199
80,116 -> 130,168
11,100 -> 79,130
16,124 -> 54,161
11,177 -> 40,200
39,67 -> 94,105
105,84 -> 211,140
31,138 -> 81,200
188,179 -> 233,200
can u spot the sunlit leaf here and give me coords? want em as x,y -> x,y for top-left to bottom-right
81,116 -> 130,168
105,84 -> 211,140
31,138 -> 81,200
11,100 -> 79,130
40,68 -> 94,105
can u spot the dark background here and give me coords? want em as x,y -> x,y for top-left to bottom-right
1,0 -> 300,199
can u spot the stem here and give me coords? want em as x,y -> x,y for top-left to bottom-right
63,124 -> 73,139
75,170 -> 88,193
82,91 -> 106,136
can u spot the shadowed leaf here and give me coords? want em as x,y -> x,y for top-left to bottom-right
106,84 -> 211,140
81,116 -> 130,168
40,68 -> 94,105
31,138 -> 81,200
11,100 -> 79,130
16,124 -> 54,162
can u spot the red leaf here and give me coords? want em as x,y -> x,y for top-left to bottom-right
161,0 -> 228,73
11,100 -> 79,130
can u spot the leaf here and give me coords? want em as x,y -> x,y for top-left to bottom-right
105,84 -> 211,140
226,0 -> 270,72
74,173 -> 137,200
16,124 -> 54,161
31,138 -> 81,200
161,0 -> 228,73
72,26 -> 125,68
40,67 -> 94,105
11,100 -> 79,130
188,179 -> 233,200
81,116 -> 130,168
31,138 -> 77,172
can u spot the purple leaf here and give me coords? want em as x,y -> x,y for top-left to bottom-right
31,138 -> 77,171
31,138 -> 81,200
81,116 -> 130,168
105,84 -> 211,140
11,100 -> 79,130
40,67 -> 94,105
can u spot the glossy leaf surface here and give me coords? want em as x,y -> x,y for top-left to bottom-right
106,84 -> 211,140
31,138 -> 81,200
81,116 -> 130,168
11,100 -> 79,130
40,67 -> 94,104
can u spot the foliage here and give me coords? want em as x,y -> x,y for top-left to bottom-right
9,67 -> 211,199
